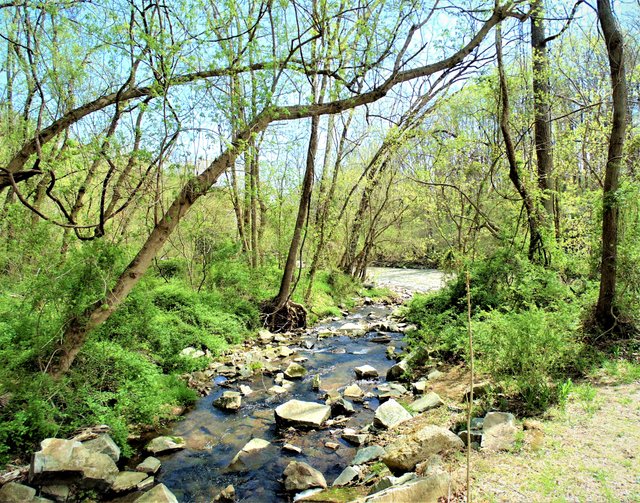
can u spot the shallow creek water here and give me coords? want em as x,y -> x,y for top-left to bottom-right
156,268 -> 445,502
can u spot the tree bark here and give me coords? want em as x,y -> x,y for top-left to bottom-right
595,0 -> 628,330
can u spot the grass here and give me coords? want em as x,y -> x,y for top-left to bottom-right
465,374 -> 640,502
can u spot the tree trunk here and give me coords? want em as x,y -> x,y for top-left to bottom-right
496,25 -> 548,265
595,0 -> 628,330
270,115 -> 320,312
531,0 -> 555,225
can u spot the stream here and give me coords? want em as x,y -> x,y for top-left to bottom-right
156,268 -> 446,502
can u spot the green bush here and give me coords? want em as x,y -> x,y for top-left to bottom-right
404,250 -> 587,412
473,306 -> 581,411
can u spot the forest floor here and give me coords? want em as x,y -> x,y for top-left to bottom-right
465,376 -> 640,503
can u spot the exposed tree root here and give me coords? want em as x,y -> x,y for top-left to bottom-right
261,299 -> 307,333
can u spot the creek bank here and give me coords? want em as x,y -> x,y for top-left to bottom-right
0,269 -> 527,502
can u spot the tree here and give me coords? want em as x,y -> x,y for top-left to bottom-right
595,0 -> 629,330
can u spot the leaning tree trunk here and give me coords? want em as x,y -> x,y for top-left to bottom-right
496,24 -> 548,265
595,0 -> 628,330
262,114 -> 320,331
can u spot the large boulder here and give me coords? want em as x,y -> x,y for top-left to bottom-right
134,483 -> 179,502
364,473 -> 450,503
145,436 -> 185,455
30,438 -> 119,489
481,412 -> 517,451
275,400 -> 331,429
373,399 -> 412,429
382,425 -> 463,473
83,434 -> 120,462
283,461 -> 327,491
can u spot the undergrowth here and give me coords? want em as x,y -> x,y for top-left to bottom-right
404,249 -> 596,413
0,239 -> 361,466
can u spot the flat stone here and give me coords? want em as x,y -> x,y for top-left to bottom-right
352,445 -> 386,465
377,383 -> 408,403
373,399 -> 412,429
483,411 -> 515,430
382,425 -> 464,473
0,482 -> 36,502
239,385 -> 253,396
146,436 -> 185,455
137,476 -> 154,491
285,362 -> 308,379
214,391 -> 242,411
332,466 -> 361,487
112,471 -> 148,492
229,438 -> 271,469
369,473 -> 418,495
217,365 -> 237,377
283,444 -> 302,454
343,384 -> 364,399
134,483 -> 179,503
83,434 -> 120,462
337,322 -> 366,335
342,428 -> 368,446
268,385 -> 289,395
325,442 -> 340,450
275,372 -> 286,384
364,473 -> 450,503
354,365 -> 379,379
275,400 -> 331,429
274,334 -> 288,343
283,461 -> 327,492
410,392 -> 443,412
370,334 -> 392,344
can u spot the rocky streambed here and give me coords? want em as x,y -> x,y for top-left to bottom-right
0,268 -> 526,503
